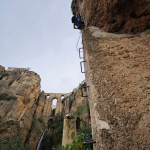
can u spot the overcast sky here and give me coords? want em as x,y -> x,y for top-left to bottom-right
0,0 -> 85,94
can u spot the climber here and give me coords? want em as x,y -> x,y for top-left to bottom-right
71,12 -> 78,29
71,11 -> 84,30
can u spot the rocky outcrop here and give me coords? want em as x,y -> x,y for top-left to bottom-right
70,87 -> 89,123
0,69 -> 41,145
0,65 -> 5,72
72,1 -> 150,149
72,0 -> 150,33
35,91 -> 45,119
82,27 -> 150,149
0,120 -> 25,150
62,83 -> 90,123
25,118 -> 46,150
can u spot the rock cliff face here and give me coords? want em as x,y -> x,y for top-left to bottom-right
82,27 -> 150,149
70,87 -> 89,123
62,84 -> 90,123
72,0 -> 150,33
0,69 -> 90,149
35,91 -> 45,119
72,0 -> 150,149
0,70 -> 42,149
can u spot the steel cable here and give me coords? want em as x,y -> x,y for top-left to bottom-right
76,31 -> 82,51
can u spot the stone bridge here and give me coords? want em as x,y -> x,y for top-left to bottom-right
42,92 -> 71,124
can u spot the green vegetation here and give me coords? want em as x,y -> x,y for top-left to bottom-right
69,92 -> 76,110
8,80 -> 14,86
0,133 -> 26,150
73,103 -> 90,119
25,118 -> 46,146
0,120 -> 26,150
41,113 -> 64,150
0,93 -> 17,101
69,98 -> 75,110
71,0 -> 77,14
37,118 -> 47,130
58,120 -> 92,150
73,105 -> 87,117
0,72 -> 9,80
51,108 -> 56,116
0,72 -> 9,76
87,103 -> 91,119
45,95 -> 47,99
0,120 -> 20,130
62,96 -> 67,104
71,0 -> 75,13
79,81 -> 87,91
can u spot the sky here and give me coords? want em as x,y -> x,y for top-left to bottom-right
0,0 -> 85,94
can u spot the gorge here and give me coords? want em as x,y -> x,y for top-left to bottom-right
0,0 -> 150,149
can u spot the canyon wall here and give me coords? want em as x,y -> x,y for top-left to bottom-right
72,0 -> 150,33
72,0 -> 150,149
0,68 -> 89,149
82,27 -> 150,150
0,69 -> 45,149
62,83 -> 90,123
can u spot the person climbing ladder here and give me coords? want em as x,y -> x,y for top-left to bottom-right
71,11 -> 84,30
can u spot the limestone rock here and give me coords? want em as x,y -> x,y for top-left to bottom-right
35,91 -> 45,119
0,65 -> 5,72
26,119 -> 46,150
0,70 -> 41,143
69,87 -> 89,123
82,27 -> 150,149
72,0 -> 150,33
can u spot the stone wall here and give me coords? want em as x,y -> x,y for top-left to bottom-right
41,81 -> 89,125
7,67 -> 27,71
62,118 -> 76,147
82,27 -> 150,150
42,93 -> 71,124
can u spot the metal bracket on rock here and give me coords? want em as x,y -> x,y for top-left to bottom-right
79,48 -> 84,59
83,139 -> 96,145
81,86 -> 89,97
80,61 -> 86,73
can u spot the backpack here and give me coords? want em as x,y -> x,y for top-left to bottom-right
71,16 -> 76,23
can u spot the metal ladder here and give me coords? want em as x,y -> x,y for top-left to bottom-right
78,40 -> 96,149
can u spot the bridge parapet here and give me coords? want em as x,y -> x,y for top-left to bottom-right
7,67 -> 28,71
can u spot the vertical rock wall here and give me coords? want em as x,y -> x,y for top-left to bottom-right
0,70 -> 42,149
82,27 -> 150,150
72,0 -> 150,33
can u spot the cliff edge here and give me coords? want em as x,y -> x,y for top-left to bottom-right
71,0 -> 150,149
72,0 -> 150,33
0,69 -> 45,149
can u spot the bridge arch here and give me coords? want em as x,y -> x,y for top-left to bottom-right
46,95 -> 50,99
42,92 -> 71,124
51,98 -> 57,116
61,95 -> 65,100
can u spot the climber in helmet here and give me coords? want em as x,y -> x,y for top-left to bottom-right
71,11 -> 84,30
